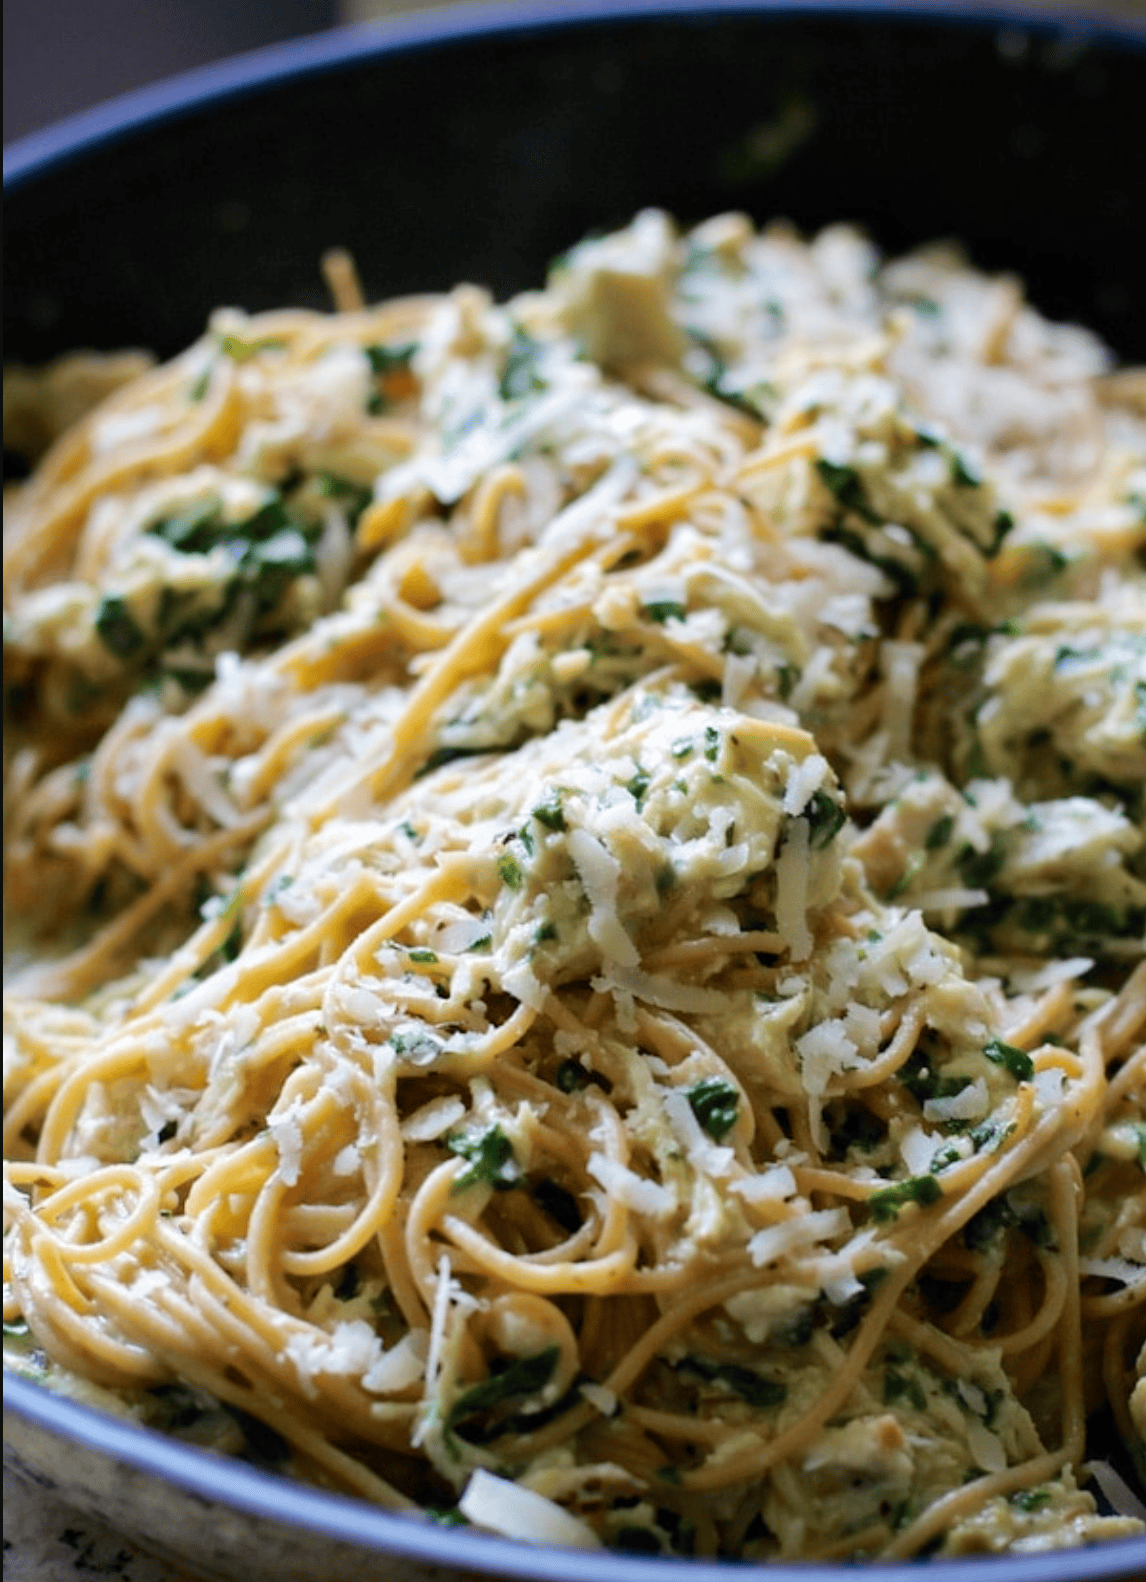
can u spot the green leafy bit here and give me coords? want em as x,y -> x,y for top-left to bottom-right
364,341 -> 418,412
426,1507 -> 470,1527
868,1175 -> 942,1222
686,1077 -> 739,1141
314,472 -> 373,523
497,852 -> 523,889
957,832 -> 1007,890
407,949 -> 438,964
530,790 -> 566,832
446,1123 -> 522,1191
990,510 -> 1015,555
626,767 -> 651,809
884,1364 -> 927,1412
365,341 -> 417,378
704,725 -> 721,763
777,662 -> 799,700
448,1346 -> 559,1430
983,1038 -> 1034,1083
1011,1488 -> 1051,1513
680,1355 -> 787,1408
641,599 -> 687,624
925,814 -> 955,852
815,458 -> 881,524
948,451 -> 981,489
390,1028 -> 442,1063
499,325 -> 546,402
95,595 -> 147,659
805,789 -> 846,849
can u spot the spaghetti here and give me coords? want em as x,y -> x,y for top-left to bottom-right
3,210 -> 1145,1560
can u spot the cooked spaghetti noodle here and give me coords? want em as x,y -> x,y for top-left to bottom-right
4,211 -> 1145,1560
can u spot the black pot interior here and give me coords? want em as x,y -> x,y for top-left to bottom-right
5,6 -> 1145,373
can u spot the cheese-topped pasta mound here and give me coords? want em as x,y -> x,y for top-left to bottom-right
4,211 -> 1145,1562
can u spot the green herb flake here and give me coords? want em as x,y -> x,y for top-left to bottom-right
497,853 -> 523,889
448,1346 -> 558,1428
680,1355 -> 786,1408
924,814 -> 955,852
883,1366 -> 927,1412
983,1038 -> 1034,1083
407,949 -> 438,964
815,458 -> 881,524
686,1077 -> 739,1141
446,1123 -> 522,1191
868,1175 -> 943,1222
531,791 -> 566,832
641,599 -> 687,624
805,789 -> 846,849
626,767 -> 651,810
989,510 -> 1015,555
426,1508 -> 470,1528
703,725 -> 721,763
95,595 -> 147,659
498,325 -> 546,402
1011,1488 -> 1051,1513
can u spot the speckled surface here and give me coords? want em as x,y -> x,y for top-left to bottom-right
4,1469 -> 198,1582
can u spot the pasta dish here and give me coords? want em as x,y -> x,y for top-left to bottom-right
4,210 -> 1145,1562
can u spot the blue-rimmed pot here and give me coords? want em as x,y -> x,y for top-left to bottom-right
5,4 -> 1145,1579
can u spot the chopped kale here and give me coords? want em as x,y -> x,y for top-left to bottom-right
364,340 -> 418,412
805,789 -> 846,849
531,790 -> 567,831
499,325 -> 547,402
641,599 -> 688,624
957,832 -> 1007,890
989,510 -> 1015,555
925,814 -> 955,851
448,1346 -> 559,1433
426,1507 -> 470,1527
314,471 -> 373,523
686,1077 -> 739,1141
626,767 -> 651,809
446,1123 -> 522,1191
497,853 -> 523,889
815,458 -> 881,524
983,1038 -> 1034,1083
1011,1488 -> 1051,1513
868,1175 -> 942,1222
95,595 -> 147,659
948,451 -> 981,489
681,1355 -> 787,1408
416,744 -> 494,778
884,1364 -> 927,1412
